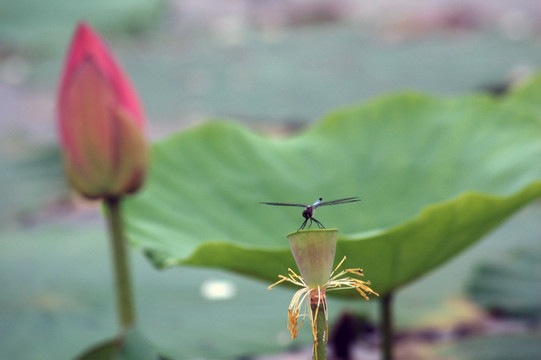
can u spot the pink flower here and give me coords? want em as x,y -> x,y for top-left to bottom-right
57,22 -> 147,199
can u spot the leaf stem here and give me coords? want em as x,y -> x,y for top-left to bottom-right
105,197 -> 136,330
380,292 -> 394,360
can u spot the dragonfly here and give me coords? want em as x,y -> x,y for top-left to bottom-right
260,197 -> 361,230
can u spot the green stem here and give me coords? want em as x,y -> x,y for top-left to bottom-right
380,292 -> 394,360
311,302 -> 327,360
105,197 -> 135,330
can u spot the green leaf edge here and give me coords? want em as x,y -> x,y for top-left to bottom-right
137,181 -> 541,296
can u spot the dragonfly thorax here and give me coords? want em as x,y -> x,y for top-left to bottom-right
302,207 -> 315,219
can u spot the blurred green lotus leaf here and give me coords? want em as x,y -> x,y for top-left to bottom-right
467,246 -> 541,319
75,327 -> 163,360
123,75 -> 541,296
438,333 -> 541,360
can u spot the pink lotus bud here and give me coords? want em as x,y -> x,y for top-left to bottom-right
57,22 -> 147,199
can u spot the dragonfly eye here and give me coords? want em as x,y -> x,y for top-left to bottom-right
318,197 -> 323,201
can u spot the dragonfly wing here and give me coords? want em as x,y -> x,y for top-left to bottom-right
260,202 -> 307,207
318,197 -> 361,206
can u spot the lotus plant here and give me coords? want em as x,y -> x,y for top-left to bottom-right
269,229 -> 378,360
57,22 -> 151,356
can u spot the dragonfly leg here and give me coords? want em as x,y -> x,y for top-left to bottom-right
312,217 -> 325,229
299,218 -> 309,230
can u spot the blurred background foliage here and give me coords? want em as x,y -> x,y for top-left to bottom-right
1,1 -> 541,359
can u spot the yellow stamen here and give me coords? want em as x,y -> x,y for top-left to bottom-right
330,256 -> 347,276
270,256 -> 378,341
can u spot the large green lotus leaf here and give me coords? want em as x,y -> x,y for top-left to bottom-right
123,78 -> 541,296
505,73 -> 541,118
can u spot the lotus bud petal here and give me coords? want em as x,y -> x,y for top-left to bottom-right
57,22 -> 147,199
